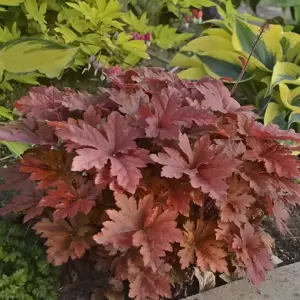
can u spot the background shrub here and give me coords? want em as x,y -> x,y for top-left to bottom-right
0,218 -> 59,300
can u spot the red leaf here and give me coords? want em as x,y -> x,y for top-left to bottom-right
20,148 -> 72,189
39,178 -> 100,220
270,199 -> 290,234
128,259 -> 172,300
178,220 -> 228,274
243,138 -> 299,178
33,216 -> 94,265
106,88 -> 149,115
15,86 -> 66,121
167,189 -> 191,217
0,165 -> 30,191
151,133 -> 236,200
60,91 -> 95,111
0,182 -> 44,223
194,78 -> 241,113
144,87 -> 216,140
0,118 -> 42,144
238,114 -> 300,142
93,193 -> 182,271
216,176 -> 255,226
232,223 -> 273,286
240,162 -> 300,206
56,112 -> 148,193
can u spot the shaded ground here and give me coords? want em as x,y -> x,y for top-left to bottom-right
264,208 -> 300,267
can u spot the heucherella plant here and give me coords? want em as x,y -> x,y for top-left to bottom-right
1,67 -> 300,299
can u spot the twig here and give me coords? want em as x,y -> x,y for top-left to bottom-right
230,21 -> 269,96
0,154 -> 14,162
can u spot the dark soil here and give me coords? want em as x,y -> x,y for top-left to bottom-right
264,207 -> 300,267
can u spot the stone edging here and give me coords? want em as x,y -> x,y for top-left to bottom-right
182,262 -> 300,300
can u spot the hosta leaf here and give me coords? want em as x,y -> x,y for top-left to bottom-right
286,41 -> 300,64
203,28 -> 232,40
271,62 -> 300,91
279,83 -> 300,113
177,66 -> 208,80
202,19 -> 232,34
288,112 -> 300,129
0,141 -> 30,156
264,102 -> 288,130
0,38 -> 78,78
281,32 -> 300,49
232,18 -> 281,71
170,52 -> 204,68
180,36 -> 235,52
187,51 -> 253,82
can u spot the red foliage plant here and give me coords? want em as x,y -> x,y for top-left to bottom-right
1,67 -> 300,299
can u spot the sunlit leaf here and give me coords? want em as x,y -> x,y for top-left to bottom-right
0,38 -> 78,78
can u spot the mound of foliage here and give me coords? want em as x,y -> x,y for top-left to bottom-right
1,67 -> 300,299
0,218 -> 59,300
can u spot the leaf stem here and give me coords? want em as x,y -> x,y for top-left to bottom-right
230,22 -> 269,96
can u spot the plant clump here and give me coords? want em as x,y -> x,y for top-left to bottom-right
0,67 -> 300,299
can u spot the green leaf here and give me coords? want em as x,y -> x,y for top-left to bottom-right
0,141 -> 30,156
4,72 -> 42,85
178,35 -> 235,53
0,0 -> 24,5
202,28 -> 232,40
55,26 -> 78,43
121,11 -> 148,33
283,25 -> 294,32
177,65 -> 208,80
0,23 -> 21,43
0,38 -> 78,78
195,52 -> 253,82
264,102 -> 288,129
271,62 -> 300,90
0,106 -> 13,120
286,41 -> 300,64
232,18 -> 281,71
288,112 -> 300,129
279,83 -> 300,113
152,25 -> 193,50
24,0 -> 47,32
117,32 -> 149,59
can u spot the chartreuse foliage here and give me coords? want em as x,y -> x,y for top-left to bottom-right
0,0 -> 213,90
172,14 -> 300,132
0,219 -> 59,300
1,68 -> 300,299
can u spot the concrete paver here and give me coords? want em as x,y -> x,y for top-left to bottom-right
183,262 -> 300,300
